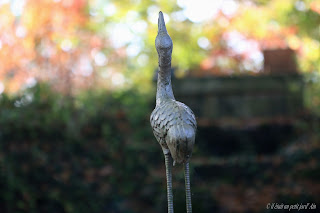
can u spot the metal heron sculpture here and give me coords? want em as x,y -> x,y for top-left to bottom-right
150,11 -> 197,213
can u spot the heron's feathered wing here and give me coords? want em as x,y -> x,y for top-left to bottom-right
150,99 -> 197,165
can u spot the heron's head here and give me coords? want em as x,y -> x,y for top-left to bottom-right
155,11 -> 173,68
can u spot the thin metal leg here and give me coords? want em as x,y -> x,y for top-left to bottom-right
165,154 -> 174,213
184,162 -> 192,213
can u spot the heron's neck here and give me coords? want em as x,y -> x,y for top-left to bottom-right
156,65 -> 175,105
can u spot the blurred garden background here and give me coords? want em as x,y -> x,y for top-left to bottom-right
0,0 -> 320,212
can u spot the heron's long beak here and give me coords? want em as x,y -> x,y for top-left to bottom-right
158,11 -> 168,34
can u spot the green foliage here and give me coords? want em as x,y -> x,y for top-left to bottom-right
0,83 -> 319,212
0,83 -> 162,213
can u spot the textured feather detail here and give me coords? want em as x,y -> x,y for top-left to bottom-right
166,124 -> 195,165
150,99 -> 196,161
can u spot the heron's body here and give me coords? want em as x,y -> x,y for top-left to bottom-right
150,99 -> 196,165
150,11 -> 197,213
